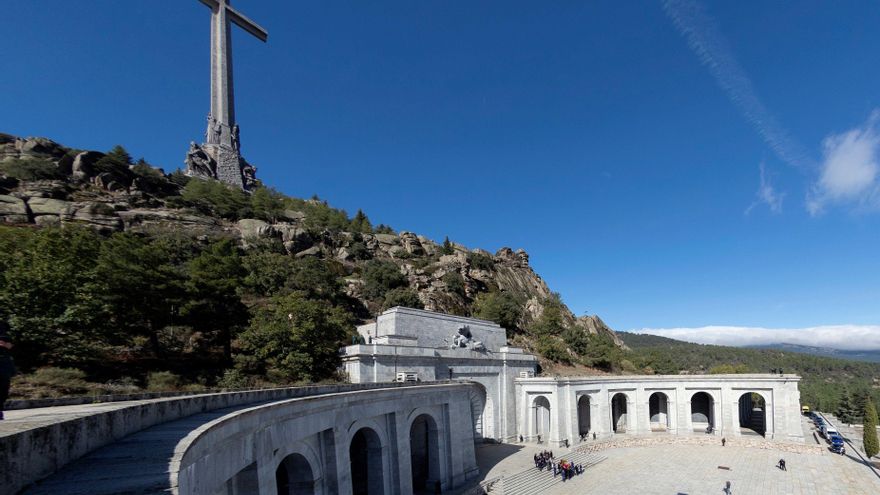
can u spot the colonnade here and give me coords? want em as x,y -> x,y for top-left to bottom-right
515,375 -> 803,447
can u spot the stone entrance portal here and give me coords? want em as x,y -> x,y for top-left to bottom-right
611,393 -> 628,433
533,396 -> 551,442
350,428 -> 384,495
738,392 -> 767,437
690,392 -> 714,433
410,414 -> 441,494
577,395 -> 591,438
649,392 -> 670,431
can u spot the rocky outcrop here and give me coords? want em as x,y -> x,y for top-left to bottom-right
0,195 -> 29,224
0,136 -> 67,162
0,133 -> 625,351
577,314 -> 626,348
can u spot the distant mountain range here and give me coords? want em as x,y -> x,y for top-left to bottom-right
746,343 -> 880,363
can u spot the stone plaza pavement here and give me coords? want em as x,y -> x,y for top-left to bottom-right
475,441 -> 880,495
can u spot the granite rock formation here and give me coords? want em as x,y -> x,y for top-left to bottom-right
0,133 -> 623,348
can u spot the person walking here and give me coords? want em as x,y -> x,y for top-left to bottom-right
724,480 -> 732,494
0,321 -> 15,421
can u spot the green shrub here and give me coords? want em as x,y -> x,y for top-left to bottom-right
534,336 -> 571,365
467,252 -> 495,271
708,363 -> 751,374
0,158 -> 64,180
443,272 -> 467,298
217,368 -> 253,389
473,291 -> 522,332
31,367 -> 89,388
250,186 -> 285,222
180,178 -> 251,219
382,287 -> 423,310
146,371 -> 183,391
362,260 -> 407,300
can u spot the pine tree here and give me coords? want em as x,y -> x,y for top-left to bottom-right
350,209 -> 372,233
106,145 -> 133,166
864,401 -> 879,459
440,236 -> 454,255
836,389 -> 857,425
854,390 -> 871,424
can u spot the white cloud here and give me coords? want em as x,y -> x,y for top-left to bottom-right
746,162 -> 784,214
663,0 -> 813,170
807,111 -> 880,215
632,325 -> 880,351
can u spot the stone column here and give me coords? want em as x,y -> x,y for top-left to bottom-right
566,384 -> 578,447
626,395 -> 636,434
681,385 -> 693,435
333,429 -> 353,495
395,412 -> 414,495
549,391 -> 562,447
597,389 -> 611,438
765,394 -> 776,440
636,387 -> 650,434
589,395 -> 601,439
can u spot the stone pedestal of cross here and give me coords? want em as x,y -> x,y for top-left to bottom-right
185,0 -> 267,189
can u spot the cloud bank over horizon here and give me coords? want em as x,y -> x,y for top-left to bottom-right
631,324 -> 880,351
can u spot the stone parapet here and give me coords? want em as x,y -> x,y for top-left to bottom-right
1,382 -> 433,495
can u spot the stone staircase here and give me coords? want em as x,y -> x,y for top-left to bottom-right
495,451 -> 606,495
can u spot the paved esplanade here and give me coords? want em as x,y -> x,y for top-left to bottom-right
474,442 -> 880,495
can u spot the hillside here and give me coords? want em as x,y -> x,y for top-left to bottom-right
0,134 -> 623,392
619,332 -> 880,414
747,343 -> 880,363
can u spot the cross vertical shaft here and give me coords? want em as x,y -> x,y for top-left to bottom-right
211,2 -> 235,143
188,0 -> 267,190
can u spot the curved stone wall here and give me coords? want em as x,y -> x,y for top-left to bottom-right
174,382 -> 480,495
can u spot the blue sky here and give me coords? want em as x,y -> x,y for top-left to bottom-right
2,1 -> 880,343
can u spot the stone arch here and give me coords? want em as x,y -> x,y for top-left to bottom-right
467,383 -> 494,441
349,427 -> 384,495
737,391 -> 767,437
274,442 -> 324,495
532,395 -> 551,442
648,392 -> 670,431
409,413 -> 442,494
690,391 -> 715,432
577,395 -> 591,438
276,452 -> 317,495
611,392 -> 629,433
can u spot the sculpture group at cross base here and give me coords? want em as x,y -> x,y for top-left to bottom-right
184,139 -> 258,190
204,113 -> 240,151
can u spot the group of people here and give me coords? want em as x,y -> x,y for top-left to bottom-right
532,450 -> 585,482
552,459 -> 585,482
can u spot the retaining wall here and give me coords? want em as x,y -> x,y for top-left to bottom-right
0,382 -> 428,494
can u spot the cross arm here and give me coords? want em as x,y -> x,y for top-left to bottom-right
198,0 -> 268,42
227,6 -> 268,42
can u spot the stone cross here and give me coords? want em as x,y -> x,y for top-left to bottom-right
198,0 -> 267,149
